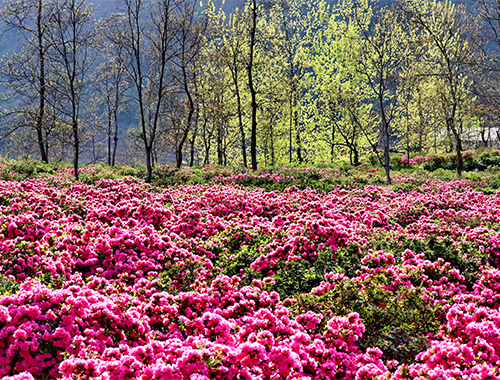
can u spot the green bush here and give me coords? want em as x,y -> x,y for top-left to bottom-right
390,153 -> 404,169
271,247 -> 339,297
367,151 -> 380,166
422,154 -> 447,171
374,234 -> 488,288
292,271 -> 444,364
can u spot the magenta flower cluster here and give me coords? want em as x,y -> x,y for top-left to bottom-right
0,176 -> 499,379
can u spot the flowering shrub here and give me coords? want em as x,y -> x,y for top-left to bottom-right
400,155 -> 417,166
0,175 -> 500,378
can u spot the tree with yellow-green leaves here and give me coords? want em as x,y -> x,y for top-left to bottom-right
0,0 -> 494,170
399,0 -> 481,177
204,0 -> 249,166
340,0 -> 408,184
305,1 -> 379,166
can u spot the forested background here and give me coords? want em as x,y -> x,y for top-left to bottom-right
0,0 -> 497,182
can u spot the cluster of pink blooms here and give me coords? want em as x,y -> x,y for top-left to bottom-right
400,156 -> 432,166
0,175 -> 499,379
400,156 -> 419,166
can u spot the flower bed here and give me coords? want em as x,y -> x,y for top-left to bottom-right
0,176 -> 499,379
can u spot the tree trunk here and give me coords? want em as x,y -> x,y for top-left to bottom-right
107,106 -> 112,166
448,117 -> 463,177
202,118 -> 210,164
37,0 -> 48,163
177,66 -> 195,169
189,121 -> 198,166
217,123 -> 223,165
456,136 -> 463,177
270,124 -> 275,166
112,107 -> 119,167
248,0 -> 258,171
295,106 -> 303,164
112,81 -> 121,167
73,120 -> 79,181
289,97 -> 293,164
353,145 -> 359,166
381,114 -> 391,185
406,135 -> 411,169
145,144 -> 152,182
481,128 -> 488,148
234,70 -> 247,167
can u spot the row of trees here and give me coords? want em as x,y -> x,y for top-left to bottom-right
0,0 -> 499,182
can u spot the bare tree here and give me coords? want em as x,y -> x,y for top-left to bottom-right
0,0 -> 63,162
118,0 -> 179,182
47,0 -> 96,180
170,0 -> 206,168
95,14 -> 130,166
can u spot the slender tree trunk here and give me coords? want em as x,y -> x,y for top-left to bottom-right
37,0 -> 48,163
135,49 -> 152,181
406,145 -> 411,168
270,124 -> 275,166
145,144 -> 152,181
107,105 -> 112,166
190,139 -> 195,166
112,108 -> 119,167
137,70 -> 152,181
177,66 -> 195,169
406,126 -> 411,169
295,103 -> 302,163
217,123 -> 223,165
331,119 -> 336,162
289,97 -> 293,164
381,111 -> 391,184
456,136 -> 463,177
189,116 -> 198,166
202,118 -> 210,164
233,69 -> 247,167
448,117 -> 463,177
248,0 -> 258,171
73,120 -> 79,181
112,81 -> 120,167
481,128 -> 487,148
406,107 -> 411,168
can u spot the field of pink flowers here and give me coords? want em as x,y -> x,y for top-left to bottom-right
1,174 -> 500,379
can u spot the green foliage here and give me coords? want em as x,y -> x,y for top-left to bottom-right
367,152 -> 380,166
332,243 -> 363,278
208,226 -> 270,280
292,272 -> 444,364
151,260 -> 204,294
390,153 -> 405,169
0,274 -> 20,295
422,154 -> 447,171
0,159 -> 68,181
271,248 -> 338,297
375,234 -> 489,288
420,149 -> 500,174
